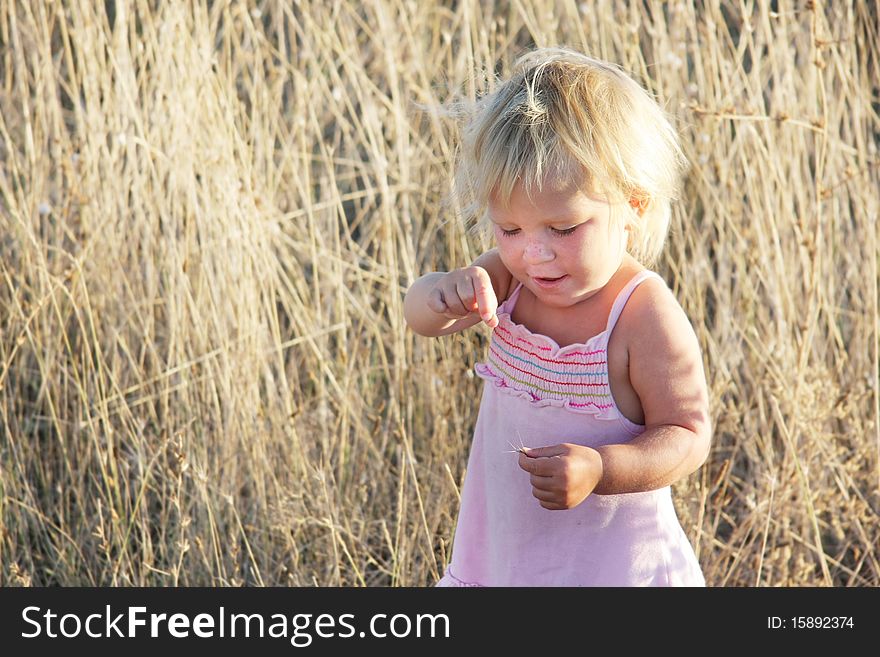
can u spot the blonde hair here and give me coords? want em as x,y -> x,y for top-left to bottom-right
455,47 -> 687,265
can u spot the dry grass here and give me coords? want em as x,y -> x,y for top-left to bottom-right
0,0 -> 877,586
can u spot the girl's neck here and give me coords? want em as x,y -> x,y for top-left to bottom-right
512,255 -> 644,346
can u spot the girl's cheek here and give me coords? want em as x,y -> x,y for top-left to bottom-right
495,244 -> 518,271
494,235 -> 515,255
496,245 -> 514,267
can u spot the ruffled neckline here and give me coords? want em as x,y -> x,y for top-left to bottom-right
495,310 -> 609,356
476,295 -> 642,431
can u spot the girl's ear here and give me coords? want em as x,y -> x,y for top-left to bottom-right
629,194 -> 649,217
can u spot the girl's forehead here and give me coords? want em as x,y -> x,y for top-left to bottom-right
489,179 -> 610,217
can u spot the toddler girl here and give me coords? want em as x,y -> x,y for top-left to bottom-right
404,48 -> 710,586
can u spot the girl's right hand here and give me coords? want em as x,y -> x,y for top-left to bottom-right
426,266 -> 499,328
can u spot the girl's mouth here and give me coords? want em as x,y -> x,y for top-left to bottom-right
532,275 -> 568,289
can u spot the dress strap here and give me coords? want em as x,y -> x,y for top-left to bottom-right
499,281 -> 525,315
604,270 -> 664,335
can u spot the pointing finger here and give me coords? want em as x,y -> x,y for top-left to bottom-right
472,272 -> 498,325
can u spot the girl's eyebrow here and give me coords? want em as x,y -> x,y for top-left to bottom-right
543,212 -> 581,223
489,211 -> 581,224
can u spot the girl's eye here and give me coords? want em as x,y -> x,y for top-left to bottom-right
496,225 -> 580,237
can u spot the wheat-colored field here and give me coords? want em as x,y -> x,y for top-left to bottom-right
0,0 -> 877,587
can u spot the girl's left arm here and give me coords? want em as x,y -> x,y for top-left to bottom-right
517,279 -> 710,508
591,281 -> 711,495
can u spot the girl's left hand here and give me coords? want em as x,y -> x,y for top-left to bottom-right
517,444 -> 603,510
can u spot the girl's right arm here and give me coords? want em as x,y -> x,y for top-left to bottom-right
404,248 -> 512,337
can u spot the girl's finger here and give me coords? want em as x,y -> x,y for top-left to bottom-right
522,444 -> 569,459
442,289 -> 469,316
454,278 -> 478,315
529,473 -> 555,489
472,271 -> 498,324
426,288 -> 448,314
518,452 -> 557,476
530,487 -> 558,503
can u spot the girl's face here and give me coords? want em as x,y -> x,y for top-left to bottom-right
488,175 -> 628,309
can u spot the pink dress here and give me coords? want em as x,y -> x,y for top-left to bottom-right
437,270 -> 705,586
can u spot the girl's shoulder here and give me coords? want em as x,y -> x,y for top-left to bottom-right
615,271 -> 701,373
616,272 -> 686,338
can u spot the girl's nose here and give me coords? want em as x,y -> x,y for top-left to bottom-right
523,239 -> 555,264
